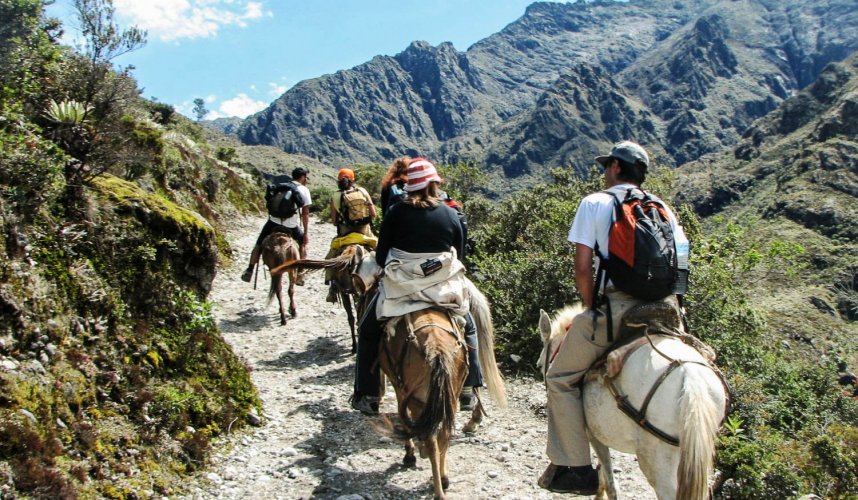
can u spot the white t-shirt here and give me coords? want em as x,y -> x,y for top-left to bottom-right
269,183 -> 312,228
567,184 -> 680,261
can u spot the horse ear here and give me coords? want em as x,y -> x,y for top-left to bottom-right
538,309 -> 552,342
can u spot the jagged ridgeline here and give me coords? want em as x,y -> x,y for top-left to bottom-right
0,1 -> 292,496
232,0 -> 857,191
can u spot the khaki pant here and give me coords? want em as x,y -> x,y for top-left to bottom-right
545,290 -> 678,466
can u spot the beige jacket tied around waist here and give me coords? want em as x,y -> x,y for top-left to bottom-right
376,247 -> 470,320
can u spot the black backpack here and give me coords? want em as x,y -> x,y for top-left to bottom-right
597,188 -> 678,301
265,175 -> 305,219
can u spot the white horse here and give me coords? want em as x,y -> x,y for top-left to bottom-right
538,304 -> 728,500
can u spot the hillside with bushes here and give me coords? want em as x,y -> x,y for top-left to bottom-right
463,57 -> 858,498
0,1 -> 294,496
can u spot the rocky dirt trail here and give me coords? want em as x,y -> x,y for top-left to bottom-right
182,214 -> 656,500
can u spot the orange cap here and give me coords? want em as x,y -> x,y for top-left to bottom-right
337,168 -> 355,180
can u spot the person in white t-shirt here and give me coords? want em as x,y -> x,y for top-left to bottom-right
540,141 -> 684,494
241,167 -> 312,284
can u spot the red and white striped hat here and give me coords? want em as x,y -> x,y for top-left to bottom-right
405,157 -> 442,192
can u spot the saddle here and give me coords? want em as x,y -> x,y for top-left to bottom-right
588,301 -> 715,379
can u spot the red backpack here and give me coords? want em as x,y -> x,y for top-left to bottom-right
597,188 -> 678,302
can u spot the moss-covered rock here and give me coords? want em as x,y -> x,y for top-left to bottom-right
91,174 -> 217,294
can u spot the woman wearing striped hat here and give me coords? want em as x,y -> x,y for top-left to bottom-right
351,157 -> 483,414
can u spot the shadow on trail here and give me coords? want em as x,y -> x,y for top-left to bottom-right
218,307 -> 287,334
289,402 -> 435,499
300,364 -> 354,387
256,335 -> 352,372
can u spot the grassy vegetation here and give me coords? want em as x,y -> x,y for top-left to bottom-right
0,1 -> 263,496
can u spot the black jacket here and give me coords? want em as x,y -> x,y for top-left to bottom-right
375,201 -> 465,266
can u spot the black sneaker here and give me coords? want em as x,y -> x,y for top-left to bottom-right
459,387 -> 476,411
350,394 -> 379,415
547,466 -> 599,494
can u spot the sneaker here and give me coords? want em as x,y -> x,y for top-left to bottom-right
350,395 -> 379,416
459,387 -> 476,411
240,267 -> 253,283
546,465 -> 599,495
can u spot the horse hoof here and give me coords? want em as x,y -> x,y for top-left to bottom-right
403,454 -> 416,467
462,422 -> 479,434
290,310 -> 297,318
280,319 -> 287,326
441,475 -> 450,490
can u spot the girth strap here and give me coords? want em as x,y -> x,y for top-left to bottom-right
606,360 -> 681,446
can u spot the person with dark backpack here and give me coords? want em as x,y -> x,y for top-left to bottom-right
241,167 -> 312,283
539,141 -> 689,494
380,156 -> 410,216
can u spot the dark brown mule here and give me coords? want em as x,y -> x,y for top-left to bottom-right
380,308 -> 469,500
328,245 -> 371,353
274,244 -> 370,353
261,232 -> 299,325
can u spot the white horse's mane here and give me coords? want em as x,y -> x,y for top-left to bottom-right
548,303 -> 586,339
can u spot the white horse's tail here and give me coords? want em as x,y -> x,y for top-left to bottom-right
466,279 -> 508,409
677,365 -> 721,500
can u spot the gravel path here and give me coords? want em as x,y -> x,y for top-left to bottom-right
183,214 -> 656,499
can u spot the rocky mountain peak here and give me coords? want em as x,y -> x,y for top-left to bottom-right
236,0 -> 858,187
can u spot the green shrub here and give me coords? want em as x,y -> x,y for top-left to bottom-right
0,115 -> 65,218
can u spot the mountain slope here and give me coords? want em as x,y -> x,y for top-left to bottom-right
675,52 -> 858,347
237,0 -> 858,178
439,63 -> 666,188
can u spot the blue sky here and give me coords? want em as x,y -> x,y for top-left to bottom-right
48,1 -> 563,120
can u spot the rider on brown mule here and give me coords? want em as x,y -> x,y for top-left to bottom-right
540,141 -> 691,495
350,157 -> 483,416
241,167 -> 311,284
325,168 -> 377,303
350,157 -> 490,498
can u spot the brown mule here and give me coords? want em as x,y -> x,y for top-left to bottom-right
379,308 -> 469,500
273,244 -> 370,353
328,244 -> 371,353
261,232 -> 299,325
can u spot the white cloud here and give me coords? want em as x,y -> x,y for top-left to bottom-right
114,0 -> 272,42
205,94 -> 217,103
218,93 -> 267,118
268,82 -> 288,96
